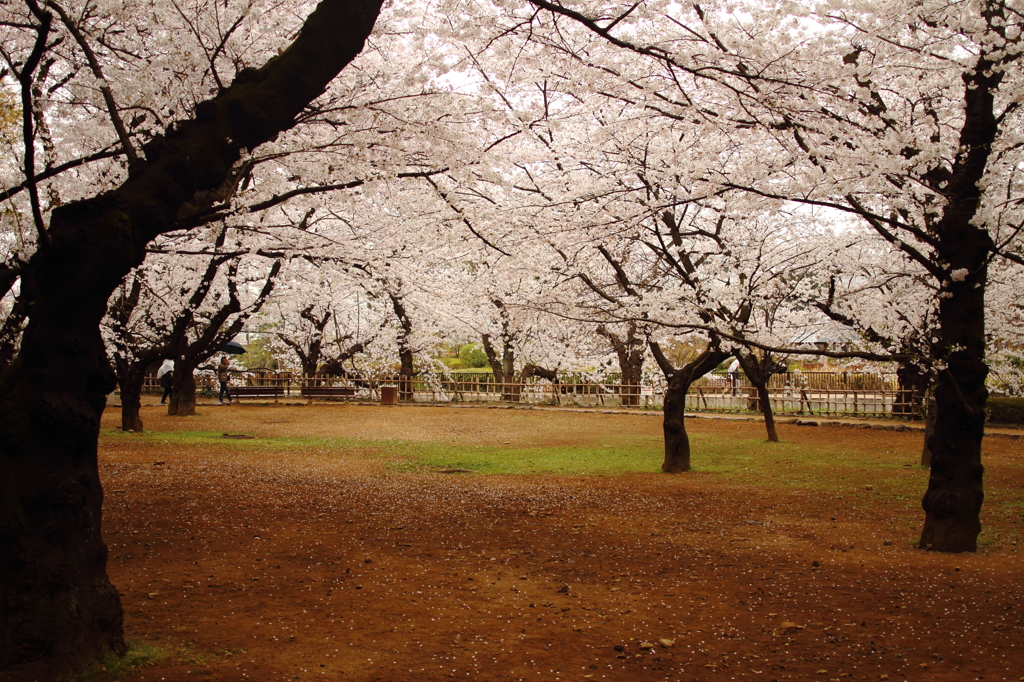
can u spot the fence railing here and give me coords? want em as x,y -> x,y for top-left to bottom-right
140,369 -> 922,419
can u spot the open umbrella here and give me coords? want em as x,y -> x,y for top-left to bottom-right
221,340 -> 246,354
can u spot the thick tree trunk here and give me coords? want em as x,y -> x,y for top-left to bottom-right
301,357 -> 320,380
919,250 -> 988,552
398,348 -> 414,401
597,323 -> 644,406
917,55 -> 998,553
504,380 -> 523,402
620,355 -> 643,407
0,242 -> 127,680
0,3 -> 382,676
481,332 -> 521,402
652,341 -> 728,473
117,364 -> 149,432
921,397 -> 937,467
501,353 -> 519,402
756,382 -> 779,442
167,369 -> 198,416
661,374 -> 693,472
0,298 -> 26,373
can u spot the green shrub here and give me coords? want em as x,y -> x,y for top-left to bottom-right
987,397 -> 1024,425
459,343 -> 489,368
238,336 -> 279,370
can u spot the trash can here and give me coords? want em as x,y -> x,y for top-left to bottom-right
380,385 -> 398,405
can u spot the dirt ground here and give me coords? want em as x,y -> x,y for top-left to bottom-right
94,403 -> 1023,682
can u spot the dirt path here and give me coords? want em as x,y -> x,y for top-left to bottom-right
95,404 -> 1023,681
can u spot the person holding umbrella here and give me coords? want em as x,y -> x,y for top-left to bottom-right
157,357 -> 174,405
217,356 -> 233,404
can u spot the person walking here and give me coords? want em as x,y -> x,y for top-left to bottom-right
727,358 -> 741,397
157,357 -> 174,405
218,356 -> 233,404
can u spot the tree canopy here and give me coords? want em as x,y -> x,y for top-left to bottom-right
1,0 -> 1022,677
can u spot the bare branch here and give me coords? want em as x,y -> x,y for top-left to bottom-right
46,0 -> 139,165
425,176 -> 511,257
18,0 -> 54,247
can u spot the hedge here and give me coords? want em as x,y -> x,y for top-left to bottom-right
987,397 -> 1024,426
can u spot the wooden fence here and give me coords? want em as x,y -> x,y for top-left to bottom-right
140,369 -> 921,418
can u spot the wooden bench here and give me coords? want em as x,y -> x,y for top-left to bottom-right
300,386 -> 357,402
231,385 -> 285,402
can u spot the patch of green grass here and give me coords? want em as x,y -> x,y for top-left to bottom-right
386,439 -> 663,474
109,427 -> 1021,514
106,428 -> 927,491
107,422 -> 1024,539
110,429 -> 665,474
688,432 -> 929,500
77,641 -> 169,680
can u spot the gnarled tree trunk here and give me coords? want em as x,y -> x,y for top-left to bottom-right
388,292 -> 416,401
0,2 -> 382,677
114,358 -> 153,432
0,238 -> 127,682
735,350 -> 782,443
917,54 -> 999,553
0,297 -> 26,374
921,397 -> 937,467
652,340 -> 728,473
481,331 -> 520,402
661,372 -> 693,473
167,367 -> 199,416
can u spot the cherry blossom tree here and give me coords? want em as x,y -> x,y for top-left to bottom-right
469,0 -> 1024,552
0,0 -> 383,676
105,225 -> 286,426
559,196 -> 827,466
268,265 -> 383,378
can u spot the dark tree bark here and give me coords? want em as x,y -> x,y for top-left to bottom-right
317,340 -> 368,376
597,323 -> 644,406
106,274 -> 172,432
921,397 -> 937,467
482,331 -> 522,402
520,363 -> 559,383
894,363 -> 930,417
481,298 -> 530,402
0,2 -> 382,678
387,292 -> 415,401
167,368 -> 199,415
167,260 -> 281,415
735,349 -> 783,442
651,339 -> 729,473
278,304 -> 333,380
112,356 -> 156,432
916,50 -> 1002,553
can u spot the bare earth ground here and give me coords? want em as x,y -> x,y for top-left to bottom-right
94,403 -> 1023,682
